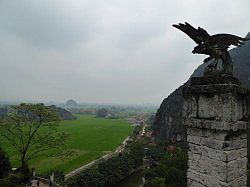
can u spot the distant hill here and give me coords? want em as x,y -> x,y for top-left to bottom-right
49,105 -> 77,120
152,32 -> 250,142
0,105 -> 76,121
66,99 -> 78,108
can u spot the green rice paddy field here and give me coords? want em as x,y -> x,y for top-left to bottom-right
0,115 -> 134,174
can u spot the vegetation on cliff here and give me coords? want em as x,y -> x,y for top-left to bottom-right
144,148 -> 187,187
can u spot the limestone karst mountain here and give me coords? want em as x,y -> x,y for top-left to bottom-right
66,99 -> 78,108
0,105 -> 76,120
152,32 -> 250,143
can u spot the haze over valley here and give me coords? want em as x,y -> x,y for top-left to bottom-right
1,0 -> 249,105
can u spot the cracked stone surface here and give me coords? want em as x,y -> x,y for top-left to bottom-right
183,76 -> 249,187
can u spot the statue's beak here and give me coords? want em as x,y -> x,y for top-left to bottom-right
192,50 -> 195,54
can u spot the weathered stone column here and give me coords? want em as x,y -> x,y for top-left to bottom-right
183,75 -> 249,187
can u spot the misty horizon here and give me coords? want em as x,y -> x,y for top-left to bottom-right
0,99 -> 159,108
1,0 -> 249,105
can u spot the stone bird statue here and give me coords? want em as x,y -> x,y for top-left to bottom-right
172,22 -> 249,75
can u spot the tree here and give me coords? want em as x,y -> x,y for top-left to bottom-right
96,108 -> 108,118
0,146 -> 11,178
0,103 -> 68,169
144,149 -> 187,187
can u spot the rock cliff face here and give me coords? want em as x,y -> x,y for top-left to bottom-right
152,83 -> 187,142
152,32 -> 250,142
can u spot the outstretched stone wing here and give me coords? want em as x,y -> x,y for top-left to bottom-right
210,34 -> 249,50
172,22 -> 210,44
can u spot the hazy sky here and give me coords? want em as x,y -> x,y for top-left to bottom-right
0,0 -> 249,105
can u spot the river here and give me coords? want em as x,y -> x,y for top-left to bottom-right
116,170 -> 144,187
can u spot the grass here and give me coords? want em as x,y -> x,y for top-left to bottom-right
0,115 -> 134,174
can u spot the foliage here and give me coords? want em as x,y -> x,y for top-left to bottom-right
149,177 -> 165,187
53,170 -> 65,185
66,142 -> 144,187
0,103 -> 68,170
144,149 -> 187,187
144,139 -> 167,162
96,108 -> 109,118
132,125 -> 143,137
0,172 -> 26,187
0,146 -> 11,178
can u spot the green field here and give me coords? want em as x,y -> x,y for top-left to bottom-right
0,115 -> 134,174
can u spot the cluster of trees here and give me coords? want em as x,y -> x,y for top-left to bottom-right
0,103 -> 67,186
144,149 -> 187,187
67,142 -> 144,187
96,108 -> 110,118
69,104 -> 156,120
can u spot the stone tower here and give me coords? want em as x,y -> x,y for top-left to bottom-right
183,75 -> 249,187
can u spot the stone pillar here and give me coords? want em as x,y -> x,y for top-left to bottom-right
183,75 -> 249,187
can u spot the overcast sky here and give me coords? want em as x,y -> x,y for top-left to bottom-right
0,0 -> 249,105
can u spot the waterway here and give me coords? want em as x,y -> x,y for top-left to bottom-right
116,170 -> 144,187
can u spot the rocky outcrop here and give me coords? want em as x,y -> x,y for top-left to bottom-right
153,32 -> 250,142
152,83 -> 187,142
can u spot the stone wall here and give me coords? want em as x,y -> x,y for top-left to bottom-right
183,75 -> 249,187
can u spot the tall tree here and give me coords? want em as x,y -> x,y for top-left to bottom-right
0,103 -> 68,169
